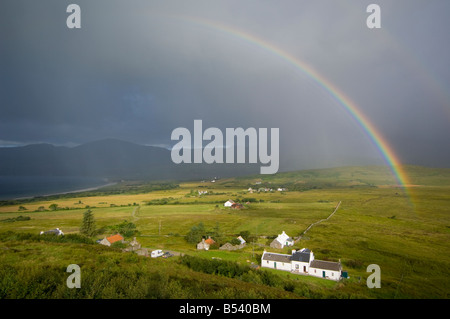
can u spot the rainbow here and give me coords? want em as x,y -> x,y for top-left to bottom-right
171,15 -> 412,191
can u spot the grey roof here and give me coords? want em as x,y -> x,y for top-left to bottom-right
291,251 -> 311,263
310,260 -> 342,271
43,229 -> 61,234
262,253 -> 291,263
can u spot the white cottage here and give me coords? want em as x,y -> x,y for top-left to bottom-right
197,238 -> 210,250
237,236 -> 246,245
270,231 -> 294,249
291,248 -> 314,274
309,260 -> 342,280
261,252 -> 293,272
224,200 -> 235,207
261,248 -> 343,281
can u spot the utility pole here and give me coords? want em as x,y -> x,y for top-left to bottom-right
252,224 -> 258,259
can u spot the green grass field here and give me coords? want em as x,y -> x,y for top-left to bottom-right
0,165 -> 449,299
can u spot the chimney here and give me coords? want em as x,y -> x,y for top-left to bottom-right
292,249 -> 296,254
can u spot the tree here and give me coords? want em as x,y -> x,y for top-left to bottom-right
49,203 -> 58,211
109,220 -> 137,238
80,209 -> 96,237
185,222 -> 205,244
230,238 -> 241,245
209,222 -> 224,243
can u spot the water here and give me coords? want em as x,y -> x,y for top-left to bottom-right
0,176 -> 112,200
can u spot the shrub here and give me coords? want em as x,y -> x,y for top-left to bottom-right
185,222 -> 206,244
1,216 -> 31,223
345,259 -> 364,269
230,238 -> 241,245
0,231 -> 94,244
111,241 -> 127,249
108,220 -> 138,238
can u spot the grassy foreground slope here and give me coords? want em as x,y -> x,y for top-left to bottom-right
0,165 -> 449,298
0,233 -> 303,299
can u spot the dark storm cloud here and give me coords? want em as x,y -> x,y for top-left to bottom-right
0,0 -> 449,169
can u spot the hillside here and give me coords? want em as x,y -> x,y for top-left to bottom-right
0,165 -> 448,299
228,165 -> 450,189
0,232 -> 301,299
0,138 -> 259,181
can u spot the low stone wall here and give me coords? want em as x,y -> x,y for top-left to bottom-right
219,243 -> 246,251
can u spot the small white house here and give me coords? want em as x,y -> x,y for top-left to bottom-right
224,200 -> 235,207
197,238 -> 210,250
309,260 -> 342,280
197,237 -> 215,250
270,231 -> 294,249
237,236 -> 246,245
99,234 -> 124,247
261,252 -> 293,272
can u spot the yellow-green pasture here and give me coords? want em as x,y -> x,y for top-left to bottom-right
0,176 -> 449,298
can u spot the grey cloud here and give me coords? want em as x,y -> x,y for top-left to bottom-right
0,0 -> 449,169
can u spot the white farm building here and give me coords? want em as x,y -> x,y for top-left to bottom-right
224,200 -> 235,207
269,231 -> 294,249
261,248 -> 344,281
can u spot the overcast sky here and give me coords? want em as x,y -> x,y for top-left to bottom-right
0,0 -> 449,170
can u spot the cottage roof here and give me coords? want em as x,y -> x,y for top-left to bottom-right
262,252 -> 291,263
106,234 -> 124,244
41,228 -> 63,235
205,237 -> 215,245
310,260 -> 342,271
291,251 -> 311,263
46,229 -> 61,234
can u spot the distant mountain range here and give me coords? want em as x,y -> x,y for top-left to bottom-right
0,138 -> 259,181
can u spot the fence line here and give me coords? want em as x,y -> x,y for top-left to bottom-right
295,201 -> 341,242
